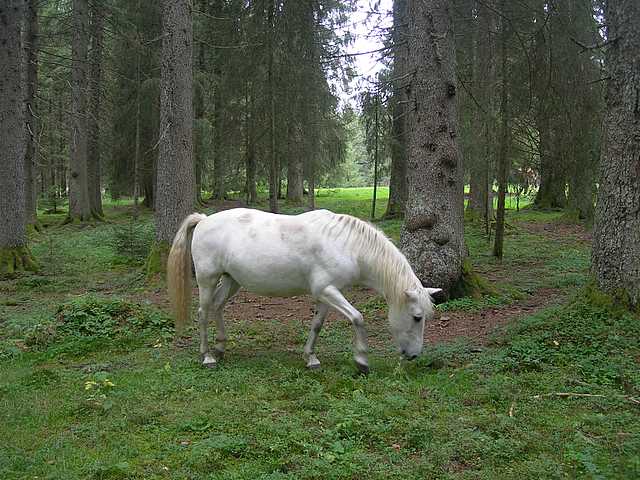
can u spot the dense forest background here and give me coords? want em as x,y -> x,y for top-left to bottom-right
5,0 -> 607,213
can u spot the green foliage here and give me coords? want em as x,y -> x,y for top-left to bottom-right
492,294 -> 640,390
83,371 -> 117,412
22,295 -> 172,349
108,222 -> 154,265
439,295 -> 509,312
145,241 -> 171,277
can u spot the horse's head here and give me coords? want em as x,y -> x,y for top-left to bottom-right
389,287 -> 441,360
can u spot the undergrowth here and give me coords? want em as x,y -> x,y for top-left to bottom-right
21,294 -> 172,352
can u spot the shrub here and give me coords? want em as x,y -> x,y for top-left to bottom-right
108,222 -> 154,264
24,295 -> 172,349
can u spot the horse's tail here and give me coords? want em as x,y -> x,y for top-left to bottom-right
167,213 -> 207,335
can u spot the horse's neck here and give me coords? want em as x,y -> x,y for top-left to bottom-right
355,242 -> 417,304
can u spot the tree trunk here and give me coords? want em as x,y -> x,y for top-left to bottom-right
67,0 -> 91,222
212,83 -> 226,201
400,0 -> 466,296
149,0 -> 195,273
493,7 -> 510,259
286,149 -> 304,204
308,163 -> 316,210
592,0 -> 640,308
87,2 -> 104,218
384,0 -> 408,219
0,0 -> 37,274
268,0 -> 278,213
23,0 -> 39,228
244,82 -> 257,204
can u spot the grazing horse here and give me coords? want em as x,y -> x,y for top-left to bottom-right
167,208 -> 441,373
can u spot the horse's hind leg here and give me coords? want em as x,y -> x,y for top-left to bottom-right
211,274 -> 240,360
197,278 -> 220,368
304,302 -> 329,369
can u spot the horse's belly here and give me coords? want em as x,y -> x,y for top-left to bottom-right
224,258 -> 311,297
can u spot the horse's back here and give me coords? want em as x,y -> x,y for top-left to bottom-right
190,208 -> 355,296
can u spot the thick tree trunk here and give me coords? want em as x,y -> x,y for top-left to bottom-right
87,3 -> 104,218
535,134 -> 567,209
23,0 -> 39,228
150,0 -> 195,273
1,0 -> 37,274
592,0 -> 640,308
567,140 -> 596,222
385,0 -> 408,219
67,0 -> 91,222
400,0 -> 466,296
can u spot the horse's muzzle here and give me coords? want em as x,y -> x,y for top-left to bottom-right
401,349 -> 419,361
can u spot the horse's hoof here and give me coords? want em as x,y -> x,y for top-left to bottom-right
355,362 -> 370,376
307,362 -> 321,370
214,348 -> 225,360
202,354 -> 217,368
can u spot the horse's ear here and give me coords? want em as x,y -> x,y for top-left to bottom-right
425,287 -> 443,297
404,289 -> 420,302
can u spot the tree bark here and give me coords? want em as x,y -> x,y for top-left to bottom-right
212,80 -> 226,200
87,2 -> 104,218
385,0 -> 408,219
592,0 -> 640,308
23,0 -> 39,228
244,82 -> 257,204
1,0 -> 37,273
400,0 -> 466,296
493,6 -> 510,259
286,134 -> 304,204
150,0 -> 195,272
67,0 -> 91,222
268,0 -> 278,213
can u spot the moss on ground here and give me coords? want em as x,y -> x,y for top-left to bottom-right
0,246 -> 38,275
449,258 -> 495,299
145,240 -> 171,277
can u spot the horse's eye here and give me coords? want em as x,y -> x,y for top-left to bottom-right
413,315 -> 423,323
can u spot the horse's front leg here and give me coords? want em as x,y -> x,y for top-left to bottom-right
304,302 -> 329,369
318,285 -> 369,374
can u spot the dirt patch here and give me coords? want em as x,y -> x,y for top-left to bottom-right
425,288 -> 565,346
184,285 -> 566,350
518,219 -> 592,244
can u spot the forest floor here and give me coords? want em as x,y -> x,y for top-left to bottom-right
1,188 -> 638,479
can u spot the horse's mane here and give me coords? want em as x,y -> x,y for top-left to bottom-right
319,212 -> 420,304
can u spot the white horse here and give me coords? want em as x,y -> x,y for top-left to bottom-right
167,208 -> 441,373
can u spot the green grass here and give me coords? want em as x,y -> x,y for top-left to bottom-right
1,188 -> 638,479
